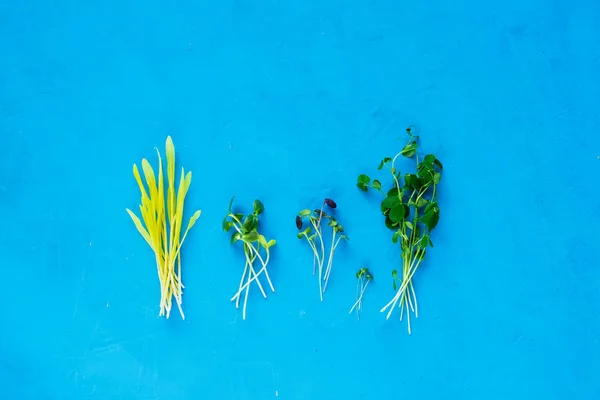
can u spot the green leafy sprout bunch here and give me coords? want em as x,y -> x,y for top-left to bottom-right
357,128 -> 442,334
349,267 -> 373,320
296,198 -> 348,301
223,197 -> 276,320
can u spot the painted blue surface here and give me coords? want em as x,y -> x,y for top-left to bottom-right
1,0 -> 599,398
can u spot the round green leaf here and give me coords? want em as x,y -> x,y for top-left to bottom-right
253,199 -> 265,215
387,188 -> 402,199
299,209 -> 311,217
384,216 -> 397,230
428,210 -> 440,230
382,195 -> 401,210
242,231 -> 259,242
389,204 -> 405,223
222,218 -> 233,232
416,198 -> 429,208
357,174 -> 370,184
401,142 -> 417,157
258,234 -> 268,248
243,214 -> 258,232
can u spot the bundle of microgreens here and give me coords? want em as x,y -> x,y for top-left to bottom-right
223,197 -> 276,320
357,128 -> 442,334
126,136 -> 201,319
296,198 -> 348,300
349,267 -> 373,320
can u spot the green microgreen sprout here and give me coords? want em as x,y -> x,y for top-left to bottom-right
349,267 -> 373,320
357,127 -> 442,334
223,197 -> 276,320
296,198 -> 348,301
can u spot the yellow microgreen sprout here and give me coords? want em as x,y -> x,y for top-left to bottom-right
126,136 -> 201,320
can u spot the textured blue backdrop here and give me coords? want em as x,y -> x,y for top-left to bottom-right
1,0 -> 599,399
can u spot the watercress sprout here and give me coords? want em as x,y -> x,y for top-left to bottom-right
349,267 -> 373,320
126,136 -> 201,319
357,127 -> 442,334
296,198 -> 348,300
223,197 -> 276,320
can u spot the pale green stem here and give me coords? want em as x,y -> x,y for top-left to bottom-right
310,219 -> 325,301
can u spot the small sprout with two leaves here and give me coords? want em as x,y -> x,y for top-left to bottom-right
357,127 -> 443,334
296,198 -> 348,301
349,267 -> 373,320
223,197 -> 276,320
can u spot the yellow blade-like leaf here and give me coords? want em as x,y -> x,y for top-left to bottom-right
155,148 -> 165,212
126,208 -> 153,248
155,147 -> 167,254
141,159 -> 158,203
186,210 -> 201,231
166,136 -> 176,222
133,164 -> 150,203
173,209 -> 201,261
172,168 -> 189,244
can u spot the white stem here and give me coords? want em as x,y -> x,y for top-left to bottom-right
349,280 -> 370,317
410,282 -> 418,318
324,235 -> 344,283
380,255 -> 421,315
323,229 -> 337,292
242,275 -> 250,320
406,298 -> 412,335
310,220 -> 325,301
228,222 -> 268,298
406,285 -> 415,313
246,243 -> 275,292
305,237 -> 320,276
349,279 -> 362,314
230,245 -> 266,303
399,293 -> 405,321
380,286 -> 401,314
232,259 -> 250,305
232,245 -> 274,297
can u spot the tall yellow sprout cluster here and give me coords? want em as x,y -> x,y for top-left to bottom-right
126,136 -> 201,319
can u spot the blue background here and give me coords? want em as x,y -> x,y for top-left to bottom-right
1,0 -> 599,399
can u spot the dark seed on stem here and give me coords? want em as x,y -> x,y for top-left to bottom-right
324,198 -> 337,208
295,215 -> 303,230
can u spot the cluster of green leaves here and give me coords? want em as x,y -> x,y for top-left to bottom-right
357,128 -> 442,334
296,199 -> 348,301
223,197 -> 276,320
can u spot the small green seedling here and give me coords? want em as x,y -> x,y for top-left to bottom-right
296,198 -> 348,300
357,127 -> 442,334
223,197 -> 276,320
349,267 -> 373,320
